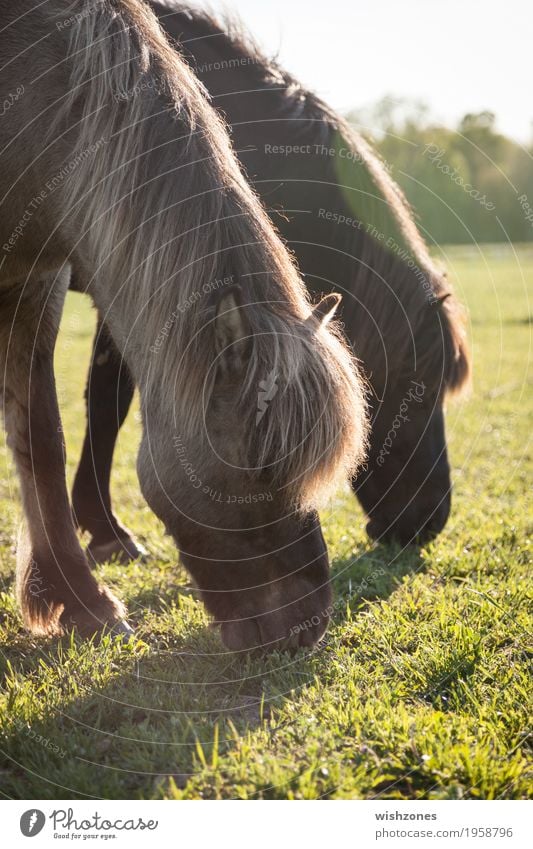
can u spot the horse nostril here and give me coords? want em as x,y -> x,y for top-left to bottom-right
367,517 -> 423,546
297,614 -> 328,647
220,591 -> 331,653
367,495 -> 451,545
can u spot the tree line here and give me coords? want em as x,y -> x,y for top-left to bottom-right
350,99 -> 533,245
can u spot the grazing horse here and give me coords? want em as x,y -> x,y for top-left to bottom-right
72,1 -> 470,560
0,0 -> 368,650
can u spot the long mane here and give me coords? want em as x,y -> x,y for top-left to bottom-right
50,0 -> 367,507
154,1 -> 471,397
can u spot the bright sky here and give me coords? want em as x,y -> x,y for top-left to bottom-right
186,0 -> 532,144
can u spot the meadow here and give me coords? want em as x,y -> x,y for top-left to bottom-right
0,244 -> 531,800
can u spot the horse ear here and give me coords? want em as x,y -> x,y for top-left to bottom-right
306,293 -> 342,329
214,285 -> 250,375
432,293 -> 452,308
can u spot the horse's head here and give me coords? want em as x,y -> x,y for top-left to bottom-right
355,293 -> 470,546
138,287 -> 367,651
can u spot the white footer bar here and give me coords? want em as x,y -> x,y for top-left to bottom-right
3,799 -> 530,848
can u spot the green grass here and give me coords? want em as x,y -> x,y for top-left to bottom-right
0,244 -> 531,800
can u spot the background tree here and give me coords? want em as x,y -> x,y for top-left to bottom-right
348,98 -> 533,245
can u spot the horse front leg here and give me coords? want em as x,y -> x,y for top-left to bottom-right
71,316 -> 145,564
0,276 -> 128,636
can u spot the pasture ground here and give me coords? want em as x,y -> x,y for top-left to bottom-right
0,244 -> 531,800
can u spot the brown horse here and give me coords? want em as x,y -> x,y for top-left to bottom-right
0,0 -> 367,650
71,1 -> 470,563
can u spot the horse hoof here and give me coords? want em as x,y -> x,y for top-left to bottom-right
87,536 -> 147,565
